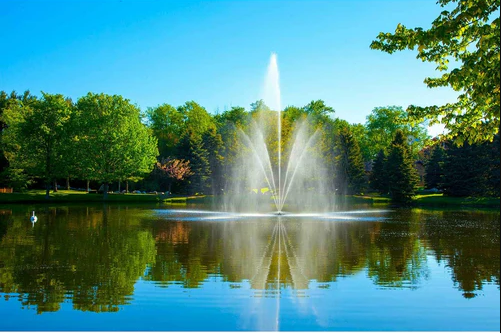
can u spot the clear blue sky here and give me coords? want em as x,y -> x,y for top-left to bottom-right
1,0 -> 457,134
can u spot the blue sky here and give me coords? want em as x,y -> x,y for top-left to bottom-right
1,0 -> 456,134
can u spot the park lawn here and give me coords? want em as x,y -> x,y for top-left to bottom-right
0,190 -> 172,204
413,193 -> 500,208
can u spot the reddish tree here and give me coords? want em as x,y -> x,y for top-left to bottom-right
156,158 -> 193,194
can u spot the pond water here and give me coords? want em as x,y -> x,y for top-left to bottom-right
0,203 -> 499,331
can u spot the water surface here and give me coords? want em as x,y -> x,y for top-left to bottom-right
0,204 -> 499,331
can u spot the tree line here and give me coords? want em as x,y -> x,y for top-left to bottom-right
0,90 -> 499,202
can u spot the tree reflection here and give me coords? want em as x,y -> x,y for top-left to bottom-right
421,209 -> 500,298
0,205 -> 156,313
0,205 -> 499,316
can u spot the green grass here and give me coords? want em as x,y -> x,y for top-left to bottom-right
0,190 -> 177,204
2,190 -> 498,209
414,193 -> 500,208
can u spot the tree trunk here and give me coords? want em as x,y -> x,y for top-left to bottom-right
118,181 -> 121,193
66,176 -> 70,190
86,180 -> 90,192
53,180 -> 58,193
126,180 -> 129,193
45,182 -> 50,199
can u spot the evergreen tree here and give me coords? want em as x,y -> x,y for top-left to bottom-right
202,128 -> 224,195
441,135 -> 500,197
336,127 -> 367,194
386,130 -> 419,204
370,149 -> 388,195
177,132 -> 210,195
424,144 -> 445,189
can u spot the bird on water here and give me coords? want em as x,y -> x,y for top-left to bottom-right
30,211 -> 37,224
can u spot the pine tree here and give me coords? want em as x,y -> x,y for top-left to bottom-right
386,130 -> 419,204
370,149 -> 388,195
424,144 -> 445,190
177,132 -> 210,195
336,127 -> 367,194
202,128 -> 224,195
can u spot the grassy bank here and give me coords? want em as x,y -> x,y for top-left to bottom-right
1,190 -> 498,209
0,190 -> 192,204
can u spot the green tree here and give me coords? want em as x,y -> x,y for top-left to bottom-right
441,135 -> 500,197
425,144 -> 446,189
202,127 -> 224,194
177,132 -> 211,195
370,150 -> 389,194
336,127 -> 367,194
386,130 -> 420,204
178,101 -> 215,139
364,106 -> 429,161
2,92 -> 72,198
250,99 -> 270,113
75,93 -> 158,198
303,99 -> 335,124
146,103 -> 184,158
371,0 -> 500,145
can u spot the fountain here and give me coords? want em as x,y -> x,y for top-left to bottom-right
222,53 -> 333,214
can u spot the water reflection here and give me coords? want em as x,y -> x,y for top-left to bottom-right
0,205 -> 499,316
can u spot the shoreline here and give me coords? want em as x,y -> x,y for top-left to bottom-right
1,191 -> 499,209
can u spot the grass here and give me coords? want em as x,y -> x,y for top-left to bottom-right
413,193 -> 500,208
0,190 -> 189,204
2,190 -> 498,209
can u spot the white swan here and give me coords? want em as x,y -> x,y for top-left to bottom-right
30,211 -> 37,223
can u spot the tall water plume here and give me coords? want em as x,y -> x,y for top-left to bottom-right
222,53 -> 334,213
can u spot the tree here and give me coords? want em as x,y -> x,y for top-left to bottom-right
370,150 -> 389,194
441,135 -> 500,197
176,132 -> 210,195
2,92 -> 72,198
146,103 -> 184,158
364,106 -> 429,161
371,0 -> 500,145
202,128 -> 224,194
156,158 -> 193,194
425,144 -> 446,189
250,99 -> 270,113
75,93 -> 158,198
303,100 -> 335,124
386,130 -> 420,204
178,101 -> 215,139
335,127 -> 367,194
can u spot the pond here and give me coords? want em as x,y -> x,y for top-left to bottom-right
0,203 -> 499,331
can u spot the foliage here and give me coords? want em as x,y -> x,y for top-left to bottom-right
2,92 -> 72,198
386,130 -> 420,204
441,135 -> 500,196
75,93 -> 158,195
370,150 -> 389,194
146,103 -> 184,157
176,132 -> 211,195
371,0 -> 500,145
202,127 -> 224,194
156,157 -> 193,193
335,126 -> 367,194
425,144 -> 446,189
364,106 -> 430,160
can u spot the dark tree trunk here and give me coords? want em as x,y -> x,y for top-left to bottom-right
126,180 -> 129,193
66,176 -> 70,190
53,180 -> 58,193
45,182 -> 50,199
103,182 -> 109,200
86,180 -> 90,192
